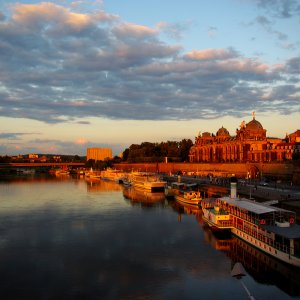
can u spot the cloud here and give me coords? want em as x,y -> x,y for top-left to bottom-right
207,26 -> 218,38
157,21 -> 192,40
255,0 -> 300,18
184,48 -> 239,61
0,132 -> 37,140
255,15 -> 288,41
22,138 -> 123,155
0,2 -> 298,126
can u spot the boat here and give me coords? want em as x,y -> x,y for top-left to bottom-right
165,182 -> 185,199
203,176 -> 300,267
85,168 -> 101,179
165,182 -> 197,199
128,172 -> 166,192
175,190 -> 202,206
50,167 -> 70,176
100,168 -> 125,183
201,198 -> 233,231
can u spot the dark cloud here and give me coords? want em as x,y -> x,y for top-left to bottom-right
255,0 -> 300,18
0,133 -> 37,140
286,56 -> 300,74
254,15 -> 288,41
0,2 -> 299,125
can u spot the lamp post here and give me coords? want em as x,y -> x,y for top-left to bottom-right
231,262 -> 255,300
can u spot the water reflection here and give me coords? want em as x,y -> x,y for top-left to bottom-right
227,236 -> 300,297
0,176 -> 299,299
202,225 -> 232,252
123,187 -> 166,207
201,222 -> 300,297
85,178 -> 123,192
170,198 -> 300,298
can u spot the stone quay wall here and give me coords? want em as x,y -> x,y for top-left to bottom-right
114,161 -> 300,185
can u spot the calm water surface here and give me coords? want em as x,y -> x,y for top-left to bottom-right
0,175 -> 299,300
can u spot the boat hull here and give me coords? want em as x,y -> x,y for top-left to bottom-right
129,173 -> 166,192
175,194 -> 201,206
232,227 -> 300,268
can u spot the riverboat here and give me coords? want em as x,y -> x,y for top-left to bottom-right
165,182 -> 197,199
175,191 -> 202,206
207,176 -> 300,267
202,198 -> 233,231
85,168 -> 101,179
129,172 -> 166,192
100,168 -> 125,183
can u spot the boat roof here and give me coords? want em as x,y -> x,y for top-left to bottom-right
262,223 -> 300,239
171,182 -> 185,186
220,196 -> 294,215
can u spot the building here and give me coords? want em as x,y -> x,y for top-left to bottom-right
189,113 -> 300,165
87,148 -> 112,161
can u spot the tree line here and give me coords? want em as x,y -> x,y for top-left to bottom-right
122,139 -> 193,163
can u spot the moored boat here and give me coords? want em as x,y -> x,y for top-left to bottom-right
100,168 -> 125,183
205,176 -> 300,267
129,172 -> 166,192
85,168 -> 101,179
165,182 -> 198,199
175,191 -> 202,206
202,198 -> 233,231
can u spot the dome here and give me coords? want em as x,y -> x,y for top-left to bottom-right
202,132 -> 211,137
216,126 -> 230,137
246,118 -> 263,131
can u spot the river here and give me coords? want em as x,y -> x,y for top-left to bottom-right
0,174 -> 299,300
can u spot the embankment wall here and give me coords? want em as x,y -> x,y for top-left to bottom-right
114,162 -> 300,184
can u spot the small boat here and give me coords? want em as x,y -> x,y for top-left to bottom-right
175,191 -> 202,206
85,168 -> 101,179
165,182 -> 198,199
51,167 -> 70,176
201,198 -> 233,231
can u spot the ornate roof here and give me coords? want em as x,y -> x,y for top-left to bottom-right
216,126 -> 230,136
246,118 -> 264,131
202,132 -> 211,137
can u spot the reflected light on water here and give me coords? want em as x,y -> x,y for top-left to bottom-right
0,175 -> 299,299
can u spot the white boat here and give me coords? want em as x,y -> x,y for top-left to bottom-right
202,198 -> 233,231
85,168 -> 101,179
100,168 -> 125,183
204,176 -> 300,267
175,191 -> 202,206
53,168 -> 70,176
128,172 -> 166,192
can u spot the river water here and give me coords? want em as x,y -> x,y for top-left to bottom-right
0,174 -> 299,300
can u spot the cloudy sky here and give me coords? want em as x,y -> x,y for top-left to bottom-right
0,0 -> 299,156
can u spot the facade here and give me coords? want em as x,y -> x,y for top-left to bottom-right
87,148 -> 112,161
189,113 -> 300,165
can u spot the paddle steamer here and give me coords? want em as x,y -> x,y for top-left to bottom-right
203,177 -> 300,267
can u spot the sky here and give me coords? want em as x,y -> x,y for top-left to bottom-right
0,0 -> 299,156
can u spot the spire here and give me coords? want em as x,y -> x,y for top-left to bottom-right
252,111 -> 256,120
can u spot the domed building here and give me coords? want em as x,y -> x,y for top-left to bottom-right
189,113 -> 299,164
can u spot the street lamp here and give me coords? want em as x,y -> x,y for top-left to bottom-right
231,262 -> 255,300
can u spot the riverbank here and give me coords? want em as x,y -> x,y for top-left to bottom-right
163,174 -> 300,222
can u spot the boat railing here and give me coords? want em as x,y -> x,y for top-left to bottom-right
237,226 -> 294,254
217,220 -> 233,227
